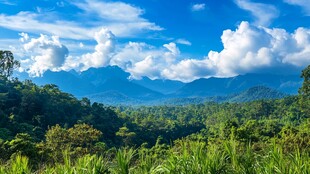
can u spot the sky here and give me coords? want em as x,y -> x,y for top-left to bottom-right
0,0 -> 309,82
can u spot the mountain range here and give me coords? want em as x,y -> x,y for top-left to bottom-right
15,66 -> 302,105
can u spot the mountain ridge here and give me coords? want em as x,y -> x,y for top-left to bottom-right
14,66 -> 302,105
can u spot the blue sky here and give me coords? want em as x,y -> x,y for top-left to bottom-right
0,0 -> 309,82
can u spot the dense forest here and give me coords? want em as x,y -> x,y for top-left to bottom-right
0,51 -> 309,173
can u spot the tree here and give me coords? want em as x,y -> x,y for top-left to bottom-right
299,65 -> 310,98
43,124 -> 102,161
4,133 -> 38,163
298,65 -> 310,117
0,50 -> 20,78
67,123 -> 102,149
116,126 -> 136,146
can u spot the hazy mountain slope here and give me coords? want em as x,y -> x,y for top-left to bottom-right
175,74 -> 301,97
132,77 -> 185,94
159,86 -> 288,106
85,91 -> 142,105
27,70 -> 95,96
227,86 -> 288,102
92,77 -> 163,100
14,67 -> 301,104
15,66 -> 163,99
80,66 -> 130,86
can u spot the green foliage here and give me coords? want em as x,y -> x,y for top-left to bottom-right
116,126 -> 136,146
43,123 -> 103,162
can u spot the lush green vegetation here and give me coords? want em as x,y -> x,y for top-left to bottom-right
0,52 -> 309,173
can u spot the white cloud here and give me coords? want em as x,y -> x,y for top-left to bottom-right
16,22 -> 310,82
159,21 -> 310,82
176,39 -> 192,46
0,12 -> 94,40
163,42 -> 180,56
79,28 -> 115,71
282,27 -> 310,66
61,28 -> 115,71
207,21 -> 309,76
127,56 -> 160,79
162,59 -> 216,82
235,0 -> 279,26
284,0 -> 310,15
0,0 -> 162,40
110,42 -> 152,69
110,42 -> 180,80
74,0 -> 143,22
22,34 -> 69,76
18,32 -> 29,42
73,0 -> 163,37
191,3 -> 206,11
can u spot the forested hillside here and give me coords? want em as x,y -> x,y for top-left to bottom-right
0,51 -> 309,173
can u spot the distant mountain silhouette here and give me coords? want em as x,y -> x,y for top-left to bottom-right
132,77 -> 184,94
27,70 -> 94,96
16,66 -> 162,99
79,66 -> 130,86
159,86 -> 288,105
14,66 -> 302,105
174,73 -> 301,97
226,86 -> 287,102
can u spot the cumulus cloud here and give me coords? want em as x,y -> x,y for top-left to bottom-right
79,28 -> 115,71
110,42 -> 180,80
284,0 -> 310,15
162,59 -> 216,82
22,34 -> 68,76
60,28 -> 115,71
235,0 -> 279,26
166,21 -> 310,81
127,56 -> 160,79
191,3 -> 206,11
18,22 -> 310,82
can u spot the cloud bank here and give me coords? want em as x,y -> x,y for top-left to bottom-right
19,21 -> 310,82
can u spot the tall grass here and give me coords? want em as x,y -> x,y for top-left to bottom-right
133,148 -> 161,174
5,154 -> 31,174
112,147 -> 136,174
157,140 -> 228,174
0,140 -> 309,174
